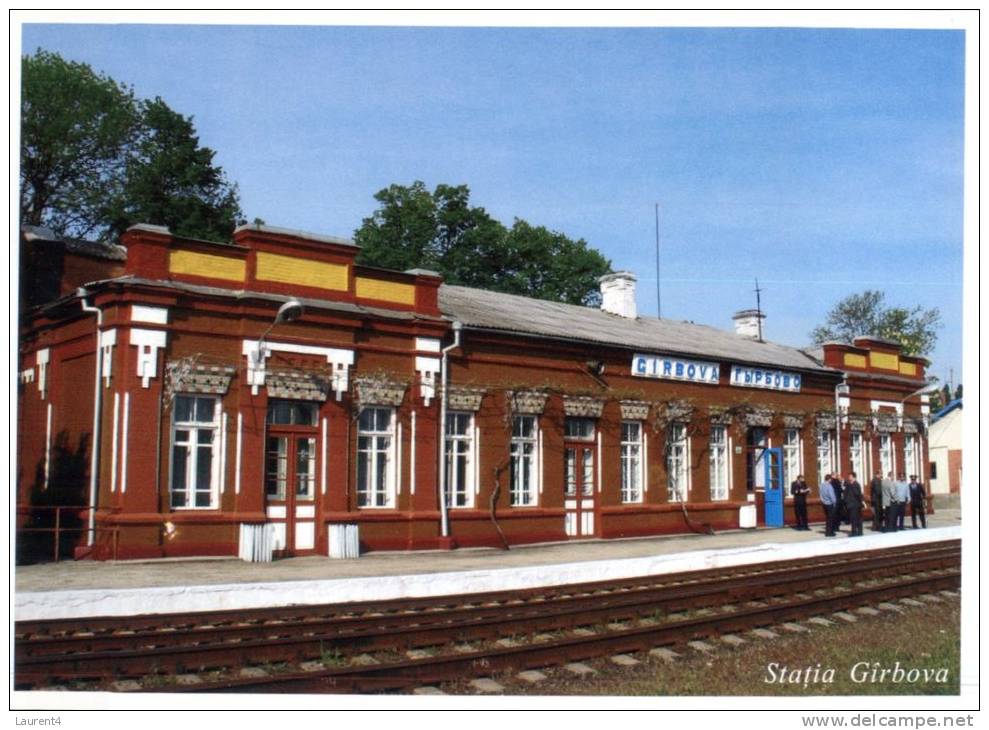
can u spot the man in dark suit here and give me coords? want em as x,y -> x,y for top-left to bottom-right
831,473 -> 846,526
843,472 -> 864,537
790,474 -> 810,530
869,474 -> 884,531
909,475 -> 927,529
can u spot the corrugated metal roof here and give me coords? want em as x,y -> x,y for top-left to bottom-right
439,284 -> 833,374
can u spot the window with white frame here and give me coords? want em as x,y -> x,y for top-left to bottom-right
667,423 -> 689,502
783,428 -> 801,487
878,433 -> 894,477
816,429 -> 835,480
904,434 -> 917,478
357,407 -> 395,508
445,411 -> 474,507
620,421 -> 644,503
849,432 -> 865,480
510,415 -> 538,506
709,424 -> 729,501
170,395 -> 220,509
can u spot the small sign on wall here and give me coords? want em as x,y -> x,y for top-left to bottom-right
631,354 -> 720,385
730,365 -> 801,393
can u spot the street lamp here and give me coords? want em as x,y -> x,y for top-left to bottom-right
254,299 -> 304,367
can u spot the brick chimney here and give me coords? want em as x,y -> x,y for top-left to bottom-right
732,308 -> 765,340
599,271 -> 637,319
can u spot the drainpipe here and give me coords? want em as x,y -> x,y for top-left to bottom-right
78,288 -> 103,547
835,379 -> 850,476
438,321 -> 463,538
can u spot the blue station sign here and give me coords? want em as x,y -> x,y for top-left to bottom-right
631,354 -> 720,385
729,365 -> 801,393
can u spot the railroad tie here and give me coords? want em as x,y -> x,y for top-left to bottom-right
832,612 -> 858,623
780,623 -> 809,633
565,662 -> 597,676
611,654 -> 641,667
517,670 -> 548,684
749,628 -> 779,640
720,634 -> 746,647
471,678 -> 505,693
806,617 -> 835,627
649,648 -> 681,663
413,686 -> 446,695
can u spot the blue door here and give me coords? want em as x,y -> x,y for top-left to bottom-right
763,447 -> 784,527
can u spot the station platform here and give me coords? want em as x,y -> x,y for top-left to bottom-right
15,509 -> 961,622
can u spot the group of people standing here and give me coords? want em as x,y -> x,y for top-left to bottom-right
788,472 -> 927,536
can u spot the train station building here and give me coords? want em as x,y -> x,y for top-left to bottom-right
16,223 -> 932,560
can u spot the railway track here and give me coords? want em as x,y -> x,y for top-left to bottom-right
14,539 -> 960,693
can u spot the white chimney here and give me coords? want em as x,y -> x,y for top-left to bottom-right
599,271 -> 637,319
733,308 -> 765,340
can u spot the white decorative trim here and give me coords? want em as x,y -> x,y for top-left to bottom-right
110,392 -> 120,493
415,337 -> 441,353
219,411 -> 228,495
416,355 -> 440,406
473,423 -> 481,500
643,428 -> 649,494
410,410 -> 417,495
19,368 -> 35,384
321,417 -> 328,495
596,431 -> 603,494
121,393 -> 130,493
235,413 -> 243,495
537,425 -> 544,499
397,421 -> 404,495
131,305 -> 169,324
44,403 -> 53,490
242,340 -> 354,399
36,348 -> 50,399
130,329 -> 167,388
100,329 -> 117,387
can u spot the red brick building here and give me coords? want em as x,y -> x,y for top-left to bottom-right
16,224 -> 931,560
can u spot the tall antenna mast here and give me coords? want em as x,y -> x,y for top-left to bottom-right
754,278 -> 764,342
654,203 -> 661,318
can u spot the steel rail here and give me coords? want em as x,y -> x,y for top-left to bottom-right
16,539 -> 959,640
15,551 -> 959,686
15,546 -> 958,663
145,570 -> 960,694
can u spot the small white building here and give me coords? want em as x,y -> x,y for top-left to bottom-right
927,399 -> 962,494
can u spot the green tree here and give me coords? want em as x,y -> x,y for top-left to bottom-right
810,290 -> 941,357
104,98 -> 243,241
954,383 -> 963,400
20,50 -> 243,242
354,181 -> 611,305
20,50 -> 139,239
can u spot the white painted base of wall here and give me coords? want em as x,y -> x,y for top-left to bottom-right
15,526 -> 960,622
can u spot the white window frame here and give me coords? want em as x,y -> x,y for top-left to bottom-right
709,424 -> 730,501
878,433 -> 894,477
903,433 -> 918,478
510,415 -> 539,506
667,423 -> 690,502
357,406 -> 397,508
849,431 -> 865,481
783,428 -> 801,489
620,421 -> 644,504
169,394 -> 220,510
816,429 -> 835,480
445,411 -> 475,508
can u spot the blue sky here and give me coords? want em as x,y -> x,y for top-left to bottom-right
19,21 -> 966,383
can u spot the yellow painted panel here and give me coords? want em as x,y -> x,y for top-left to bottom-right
355,276 -> 416,305
869,351 -> 899,370
169,250 -> 245,282
843,353 -> 867,368
899,361 -> 917,376
256,252 -> 348,291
